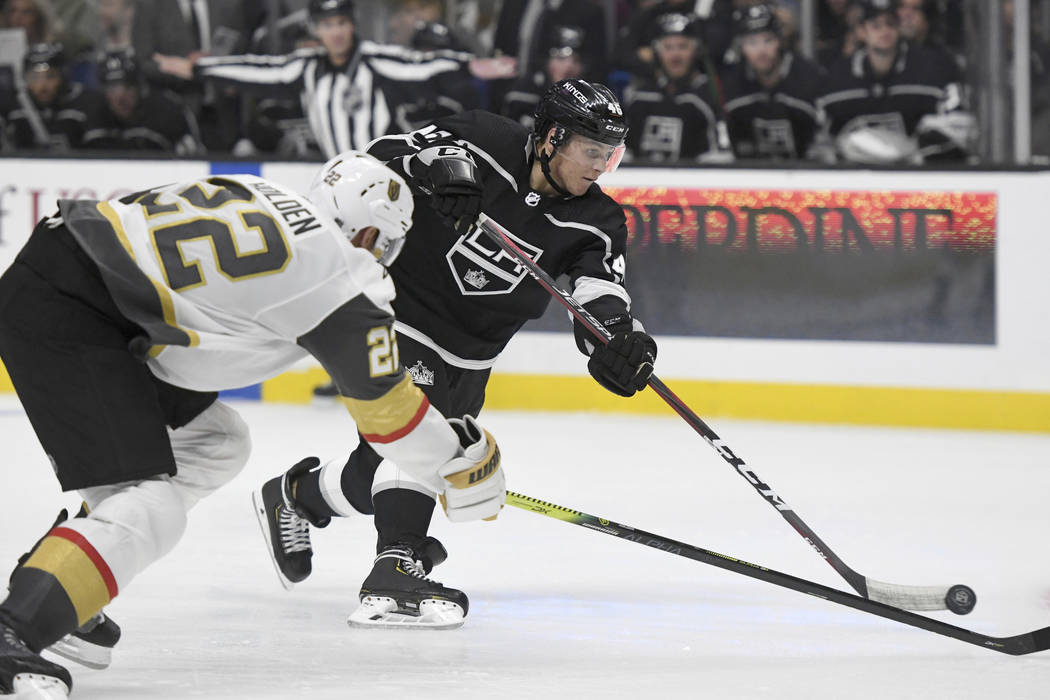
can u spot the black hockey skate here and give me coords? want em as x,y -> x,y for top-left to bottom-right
0,620 -> 71,699
252,457 -> 330,590
47,612 -> 121,670
348,538 -> 468,630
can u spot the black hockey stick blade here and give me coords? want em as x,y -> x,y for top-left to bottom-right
475,214 -> 970,614
505,491 -> 1050,655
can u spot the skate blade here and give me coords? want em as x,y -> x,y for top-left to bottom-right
250,490 -> 296,592
347,596 -> 465,630
11,673 -> 69,699
45,635 -> 111,670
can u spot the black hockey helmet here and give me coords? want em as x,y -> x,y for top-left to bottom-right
546,25 -> 585,58
532,79 -> 626,197
732,3 -> 782,37
858,0 -> 900,22
309,0 -> 354,22
650,12 -> 703,44
23,42 -> 66,74
411,21 -> 457,51
533,79 -> 627,149
97,48 -> 140,86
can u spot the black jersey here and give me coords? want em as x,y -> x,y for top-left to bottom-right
722,52 -> 826,160
1,83 -> 105,150
817,41 -> 964,142
367,110 -> 633,367
623,73 -> 729,163
83,90 -> 202,154
500,72 -> 546,131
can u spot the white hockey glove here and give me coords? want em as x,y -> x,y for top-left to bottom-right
436,415 -> 505,523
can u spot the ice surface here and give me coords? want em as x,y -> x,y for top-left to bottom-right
1,396 -> 1049,699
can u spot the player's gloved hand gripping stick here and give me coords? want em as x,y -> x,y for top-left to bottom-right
474,214 -> 975,615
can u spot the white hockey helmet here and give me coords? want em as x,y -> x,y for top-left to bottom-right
308,151 -> 414,266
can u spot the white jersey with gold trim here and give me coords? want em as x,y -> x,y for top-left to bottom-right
60,174 -> 393,392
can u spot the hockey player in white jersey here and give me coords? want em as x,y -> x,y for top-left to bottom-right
0,152 -> 504,698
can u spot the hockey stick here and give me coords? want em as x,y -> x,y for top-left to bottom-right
477,214 -> 973,614
505,491 -> 1049,655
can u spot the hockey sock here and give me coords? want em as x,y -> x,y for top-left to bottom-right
339,446 -> 383,515
373,489 -> 436,551
290,467 -> 341,522
1,528 -> 117,652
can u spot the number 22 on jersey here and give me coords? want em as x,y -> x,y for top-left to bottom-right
134,179 -> 291,291
367,326 -> 399,377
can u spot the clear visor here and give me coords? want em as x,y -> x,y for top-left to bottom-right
556,133 -> 626,175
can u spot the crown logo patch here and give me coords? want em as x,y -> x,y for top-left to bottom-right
464,268 -> 489,289
407,360 -> 435,386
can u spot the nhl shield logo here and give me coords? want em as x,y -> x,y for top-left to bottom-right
445,217 -> 544,296
524,191 -> 541,207
407,360 -> 435,386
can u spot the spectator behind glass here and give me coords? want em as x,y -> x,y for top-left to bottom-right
815,0 -> 975,164
623,12 -> 731,163
392,20 -> 482,131
49,0 -> 97,60
83,47 -> 204,155
816,0 -> 864,67
614,0 -> 694,77
897,0 -> 963,67
1,0 -> 58,44
97,0 -> 135,52
501,24 -> 586,130
388,0 -> 442,47
494,0 -> 608,81
722,3 -> 826,160
0,41 -> 104,150
133,0 -> 249,151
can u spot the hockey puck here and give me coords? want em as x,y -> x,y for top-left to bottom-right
945,584 -> 977,615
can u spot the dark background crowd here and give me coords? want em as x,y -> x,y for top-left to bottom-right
0,0 -> 1047,165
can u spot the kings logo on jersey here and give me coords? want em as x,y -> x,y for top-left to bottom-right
445,219 -> 544,296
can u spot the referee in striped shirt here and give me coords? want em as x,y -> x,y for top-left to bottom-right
154,0 -> 515,158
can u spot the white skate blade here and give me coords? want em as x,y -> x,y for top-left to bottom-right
45,634 -> 111,670
11,673 -> 69,700
347,596 -> 465,630
250,490 -> 296,592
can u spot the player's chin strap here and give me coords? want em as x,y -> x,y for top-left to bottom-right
536,130 -> 574,199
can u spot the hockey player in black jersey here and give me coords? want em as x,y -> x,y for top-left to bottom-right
721,4 -> 826,161
0,43 -> 104,151
255,79 -> 658,629
622,12 -> 730,163
84,48 -> 204,155
815,0 -> 974,163
501,25 -> 587,131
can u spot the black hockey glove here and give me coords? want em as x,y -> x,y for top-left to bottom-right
422,149 -> 483,233
587,331 -> 657,397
